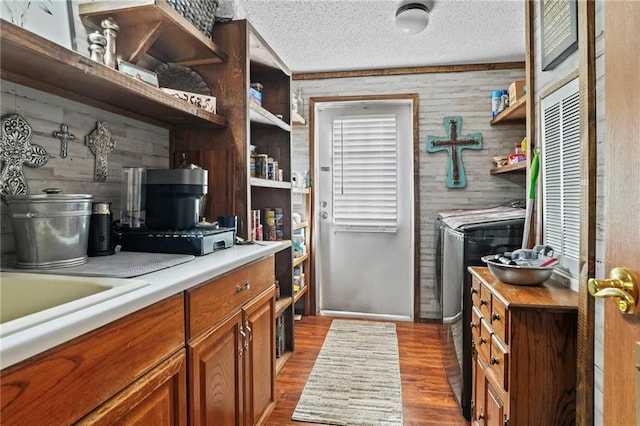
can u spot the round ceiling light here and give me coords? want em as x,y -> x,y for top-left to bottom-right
395,3 -> 430,35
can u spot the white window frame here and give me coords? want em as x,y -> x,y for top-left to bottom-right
540,77 -> 580,289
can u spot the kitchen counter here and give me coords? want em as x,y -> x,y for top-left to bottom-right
0,241 -> 290,370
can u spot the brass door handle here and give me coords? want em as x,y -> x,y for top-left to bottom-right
588,267 -> 638,314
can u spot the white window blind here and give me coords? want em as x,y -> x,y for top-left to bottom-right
332,114 -> 398,232
541,78 -> 580,277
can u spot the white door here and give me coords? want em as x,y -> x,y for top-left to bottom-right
315,100 -> 414,320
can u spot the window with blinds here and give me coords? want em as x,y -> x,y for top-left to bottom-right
331,114 -> 398,232
541,78 -> 580,278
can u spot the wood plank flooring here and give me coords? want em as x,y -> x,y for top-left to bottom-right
266,316 -> 470,426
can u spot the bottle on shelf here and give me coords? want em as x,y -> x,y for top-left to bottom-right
296,87 -> 304,118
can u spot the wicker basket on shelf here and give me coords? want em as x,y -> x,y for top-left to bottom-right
166,0 -> 219,38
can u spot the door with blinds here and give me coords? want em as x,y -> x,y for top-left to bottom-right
315,100 -> 414,320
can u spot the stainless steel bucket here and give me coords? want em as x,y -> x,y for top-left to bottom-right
5,189 -> 93,268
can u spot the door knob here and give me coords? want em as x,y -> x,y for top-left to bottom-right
588,267 -> 638,314
321,212 -> 328,219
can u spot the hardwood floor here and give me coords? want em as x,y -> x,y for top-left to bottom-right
266,316 -> 470,426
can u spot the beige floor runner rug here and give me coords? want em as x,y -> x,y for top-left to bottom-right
292,319 -> 403,425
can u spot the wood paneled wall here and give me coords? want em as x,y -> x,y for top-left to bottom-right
291,67 -> 527,320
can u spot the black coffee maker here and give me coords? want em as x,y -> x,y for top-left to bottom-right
145,168 -> 208,230
118,168 -> 234,255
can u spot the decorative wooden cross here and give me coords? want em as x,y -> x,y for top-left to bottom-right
0,114 -> 49,196
86,122 -> 116,182
426,116 -> 483,188
53,123 -> 76,158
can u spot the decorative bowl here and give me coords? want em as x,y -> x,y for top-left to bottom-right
481,255 -> 555,286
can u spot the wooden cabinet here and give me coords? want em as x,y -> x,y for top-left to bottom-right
78,349 -> 187,425
184,19 -> 297,372
186,256 -> 276,426
189,310 -> 246,426
468,267 -> 578,426
0,295 -> 185,425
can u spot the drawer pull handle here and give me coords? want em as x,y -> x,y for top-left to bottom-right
236,281 -> 251,293
471,288 -> 479,295
470,321 -> 477,329
239,328 -> 247,357
479,337 -> 487,345
491,313 -> 501,321
480,298 -> 488,306
245,319 -> 253,342
490,356 -> 500,365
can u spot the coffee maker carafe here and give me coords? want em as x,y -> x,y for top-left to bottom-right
145,168 -> 208,230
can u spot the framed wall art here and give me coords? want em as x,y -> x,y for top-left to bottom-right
540,0 -> 578,71
1,0 -> 77,51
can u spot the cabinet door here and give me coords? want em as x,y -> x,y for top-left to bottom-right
472,357 -> 487,426
243,288 -> 276,425
78,350 -> 187,425
189,311 -> 245,426
485,383 -> 505,426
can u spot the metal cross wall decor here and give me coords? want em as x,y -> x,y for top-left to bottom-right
86,121 -> 116,182
426,116 -> 483,189
53,123 -> 76,158
0,114 -> 49,196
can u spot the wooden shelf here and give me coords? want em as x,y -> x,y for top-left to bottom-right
250,104 -> 291,131
490,161 -> 527,175
293,253 -> 309,268
275,297 -> 293,317
292,187 -> 310,194
275,350 -> 292,375
293,221 -> 309,231
249,27 -> 290,74
79,0 -> 227,66
0,21 -> 228,128
293,285 -> 308,304
292,111 -> 306,125
490,96 -> 527,125
250,177 -> 292,189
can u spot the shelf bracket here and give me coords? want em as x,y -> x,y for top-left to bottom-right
118,21 -> 165,64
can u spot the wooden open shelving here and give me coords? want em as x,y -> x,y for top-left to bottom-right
490,96 -> 526,125
78,0 -> 227,66
293,253 -> 309,268
0,19 -> 228,128
250,103 -> 291,131
292,110 -> 306,125
490,161 -> 527,175
293,285 -> 308,304
275,297 -> 293,317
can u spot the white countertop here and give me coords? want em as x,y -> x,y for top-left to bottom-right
0,241 -> 290,370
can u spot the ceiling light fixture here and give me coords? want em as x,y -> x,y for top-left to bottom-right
395,3 -> 430,35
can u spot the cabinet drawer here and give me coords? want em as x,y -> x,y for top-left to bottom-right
477,317 -> 492,364
471,306 -> 482,351
490,334 -> 509,392
187,256 -> 274,339
478,284 -> 491,319
470,278 -> 481,308
490,296 -> 508,345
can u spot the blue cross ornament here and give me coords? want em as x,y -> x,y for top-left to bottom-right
426,116 -> 482,188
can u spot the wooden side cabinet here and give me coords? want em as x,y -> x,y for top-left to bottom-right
468,267 -> 578,426
186,256 -> 276,426
188,288 -> 275,426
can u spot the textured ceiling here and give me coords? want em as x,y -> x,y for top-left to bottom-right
237,0 -> 526,74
